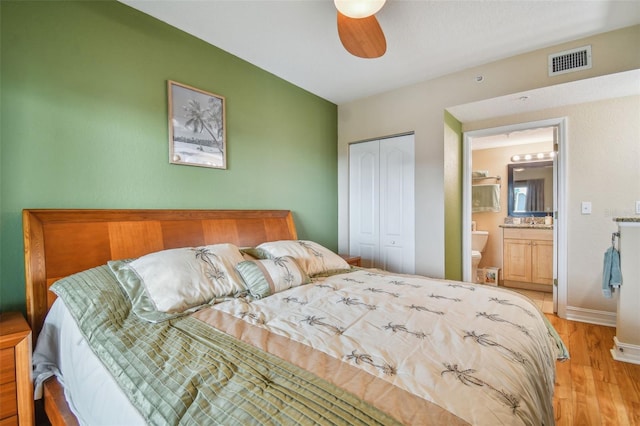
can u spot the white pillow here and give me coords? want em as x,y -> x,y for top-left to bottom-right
255,240 -> 350,277
109,243 -> 246,320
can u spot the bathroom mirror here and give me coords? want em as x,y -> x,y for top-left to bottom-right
507,161 -> 553,217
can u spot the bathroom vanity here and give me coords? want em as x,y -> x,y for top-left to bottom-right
501,225 -> 553,292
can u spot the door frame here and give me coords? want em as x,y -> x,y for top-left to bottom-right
462,118 -> 567,317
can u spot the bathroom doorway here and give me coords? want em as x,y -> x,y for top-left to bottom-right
462,118 -> 567,316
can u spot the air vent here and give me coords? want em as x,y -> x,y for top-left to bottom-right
548,45 -> 592,76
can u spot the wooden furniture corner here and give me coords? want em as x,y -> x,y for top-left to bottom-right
0,312 -> 34,426
339,254 -> 362,267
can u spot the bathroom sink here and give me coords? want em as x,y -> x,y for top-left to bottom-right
500,223 -> 553,229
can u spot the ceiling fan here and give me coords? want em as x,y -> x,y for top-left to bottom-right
335,0 -> 387,59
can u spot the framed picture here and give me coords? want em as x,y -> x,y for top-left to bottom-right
483,267 -> 499,286
168,80 -> 226,169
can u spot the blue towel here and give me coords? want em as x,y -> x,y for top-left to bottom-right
602,246 -> 622,298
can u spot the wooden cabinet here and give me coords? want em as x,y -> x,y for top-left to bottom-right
0,313 -> 34,426
503,228 -> 553,290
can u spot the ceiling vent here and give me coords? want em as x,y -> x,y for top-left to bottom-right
548,45 -> 592,76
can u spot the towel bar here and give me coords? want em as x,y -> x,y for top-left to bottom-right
612,231 -> 620,248
472,175 -> 501,184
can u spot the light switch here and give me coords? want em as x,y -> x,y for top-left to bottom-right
636,201 -> 640,214
581,201 -> 592,215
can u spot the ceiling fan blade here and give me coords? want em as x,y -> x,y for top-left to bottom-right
337,11 -> 386,59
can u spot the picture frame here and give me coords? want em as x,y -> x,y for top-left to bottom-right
483,267 -> 499,286
168,80 -> 226,169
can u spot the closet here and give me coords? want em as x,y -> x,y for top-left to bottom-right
348,134 -> 415,274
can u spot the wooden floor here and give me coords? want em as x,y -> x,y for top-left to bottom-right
546,314 -> 640,425
510,287 -> 554,313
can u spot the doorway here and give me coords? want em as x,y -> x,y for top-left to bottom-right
462,118 -> 567,317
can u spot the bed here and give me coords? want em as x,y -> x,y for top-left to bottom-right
24,209 -> 567,425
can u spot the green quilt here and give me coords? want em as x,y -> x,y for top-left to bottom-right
52,265 -> 401,426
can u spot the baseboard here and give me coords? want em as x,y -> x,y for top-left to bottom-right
502,280 -> 553,293
611,336 -> 640,365
565,306 -> 616,327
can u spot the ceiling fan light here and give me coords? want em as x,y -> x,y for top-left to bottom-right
334,0 -> 386,19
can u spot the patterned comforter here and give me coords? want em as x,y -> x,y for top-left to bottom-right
46,266 -> 566,425
200,268 -> 566,425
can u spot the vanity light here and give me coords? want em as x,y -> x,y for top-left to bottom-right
334,0 -> 386,18
510,152 -> 555,162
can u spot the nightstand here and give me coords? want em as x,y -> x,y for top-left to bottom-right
0,312 -> 34,426
339,254 -> 362,267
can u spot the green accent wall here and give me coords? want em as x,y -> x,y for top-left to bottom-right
443,111 -> 462,280
0,1 -> 337,313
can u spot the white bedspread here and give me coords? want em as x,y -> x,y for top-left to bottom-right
207,269 -> 561,425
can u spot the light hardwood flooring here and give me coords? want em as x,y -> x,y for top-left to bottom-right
503,286 -> 639,423
546,314 -> 640,425
509,287 -> 554,313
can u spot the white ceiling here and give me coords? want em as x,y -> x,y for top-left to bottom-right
119,0 -> 640,105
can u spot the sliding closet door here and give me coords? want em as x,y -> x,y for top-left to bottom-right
349,135 -> 415,273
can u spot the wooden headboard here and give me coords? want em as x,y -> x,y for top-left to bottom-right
23,209 -> 297,339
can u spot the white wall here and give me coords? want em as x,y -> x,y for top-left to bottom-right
337,25 -> 639,282
463,95 -> 640,317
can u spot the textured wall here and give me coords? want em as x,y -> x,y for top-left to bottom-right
465,95 -> 640,314
444,111 -> 463,280
0,1 -> 337,312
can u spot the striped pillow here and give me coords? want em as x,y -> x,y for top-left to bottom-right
236,256 -> 310,299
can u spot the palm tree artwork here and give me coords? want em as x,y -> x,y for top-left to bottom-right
169,81 -> 226,169
183,98 -> 223,154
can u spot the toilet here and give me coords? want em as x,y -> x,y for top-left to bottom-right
471,230 -> 489,283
